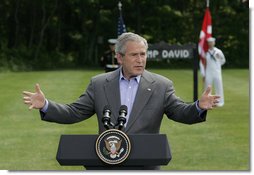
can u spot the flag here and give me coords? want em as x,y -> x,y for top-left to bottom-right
198,7 -> 212,77
117,3 -> 127,36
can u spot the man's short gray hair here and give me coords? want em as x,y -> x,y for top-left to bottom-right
115,32 -> 148,54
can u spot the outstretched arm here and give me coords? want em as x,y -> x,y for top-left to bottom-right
22,82 -> 95,124
23,84 -> 46,110
198,85 -> 220,110
165,83 -> 219,124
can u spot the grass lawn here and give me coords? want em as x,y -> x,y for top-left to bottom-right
0,68 -> 249,170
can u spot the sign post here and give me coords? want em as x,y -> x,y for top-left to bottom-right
193,44 -> 198,102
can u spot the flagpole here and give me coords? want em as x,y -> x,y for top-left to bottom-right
118,1 -> 122,11
206,0 -> 209,7
117,1 -> 127,36
117,1 -> 123,37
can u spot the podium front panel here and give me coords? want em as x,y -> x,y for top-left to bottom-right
57,134 -> 171,167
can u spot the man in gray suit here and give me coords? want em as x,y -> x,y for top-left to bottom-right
23,32 -> 220,134
23,33 -> 221,169
23,32 -> 220,170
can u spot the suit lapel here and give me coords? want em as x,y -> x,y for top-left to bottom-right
124,71 -> 155,132
104,69 -> 121,122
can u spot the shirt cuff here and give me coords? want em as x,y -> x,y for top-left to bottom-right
195,100 -> 206,114
40,99 -> 49,113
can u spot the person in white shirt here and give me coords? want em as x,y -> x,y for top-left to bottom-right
205,37 -> 226,107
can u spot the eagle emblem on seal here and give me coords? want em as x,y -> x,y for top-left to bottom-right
104,136 -> 124,159
95,129 -> 131,165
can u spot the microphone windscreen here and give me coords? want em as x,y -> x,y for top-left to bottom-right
103,105 -> 111,113
119,105 -> 128,114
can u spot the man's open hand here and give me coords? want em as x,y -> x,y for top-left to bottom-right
199,85 -> 220,110
23,84 -> 46,110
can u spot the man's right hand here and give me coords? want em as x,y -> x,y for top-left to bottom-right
23,84 -> 46,110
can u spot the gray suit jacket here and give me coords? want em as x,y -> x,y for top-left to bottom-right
41,69 -> 207,134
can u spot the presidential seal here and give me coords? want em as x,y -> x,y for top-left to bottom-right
95,129 -> 131,165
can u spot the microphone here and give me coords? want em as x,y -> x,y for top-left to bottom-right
102,105 -> 111,130
118,105 -> 128,130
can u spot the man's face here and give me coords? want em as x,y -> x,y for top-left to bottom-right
208,41 -> 215,48
116,41 -> 147,79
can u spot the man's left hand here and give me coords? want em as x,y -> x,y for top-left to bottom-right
199,85 -> 220,110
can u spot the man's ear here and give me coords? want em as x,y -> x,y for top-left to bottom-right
116,53 -> 123,65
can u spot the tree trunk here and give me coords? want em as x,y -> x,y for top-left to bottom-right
34,0 -> 58,62
14,0 -> 20,48
134,0 -> 141,34
28,1 -> 36,48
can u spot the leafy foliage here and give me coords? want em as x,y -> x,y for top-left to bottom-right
0,0 -> 248,71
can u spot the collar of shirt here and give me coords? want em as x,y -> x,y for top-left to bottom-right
208,48 -> 216,53
119,69 -> 141,83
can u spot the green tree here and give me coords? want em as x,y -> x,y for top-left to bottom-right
0,0 -> 248,71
